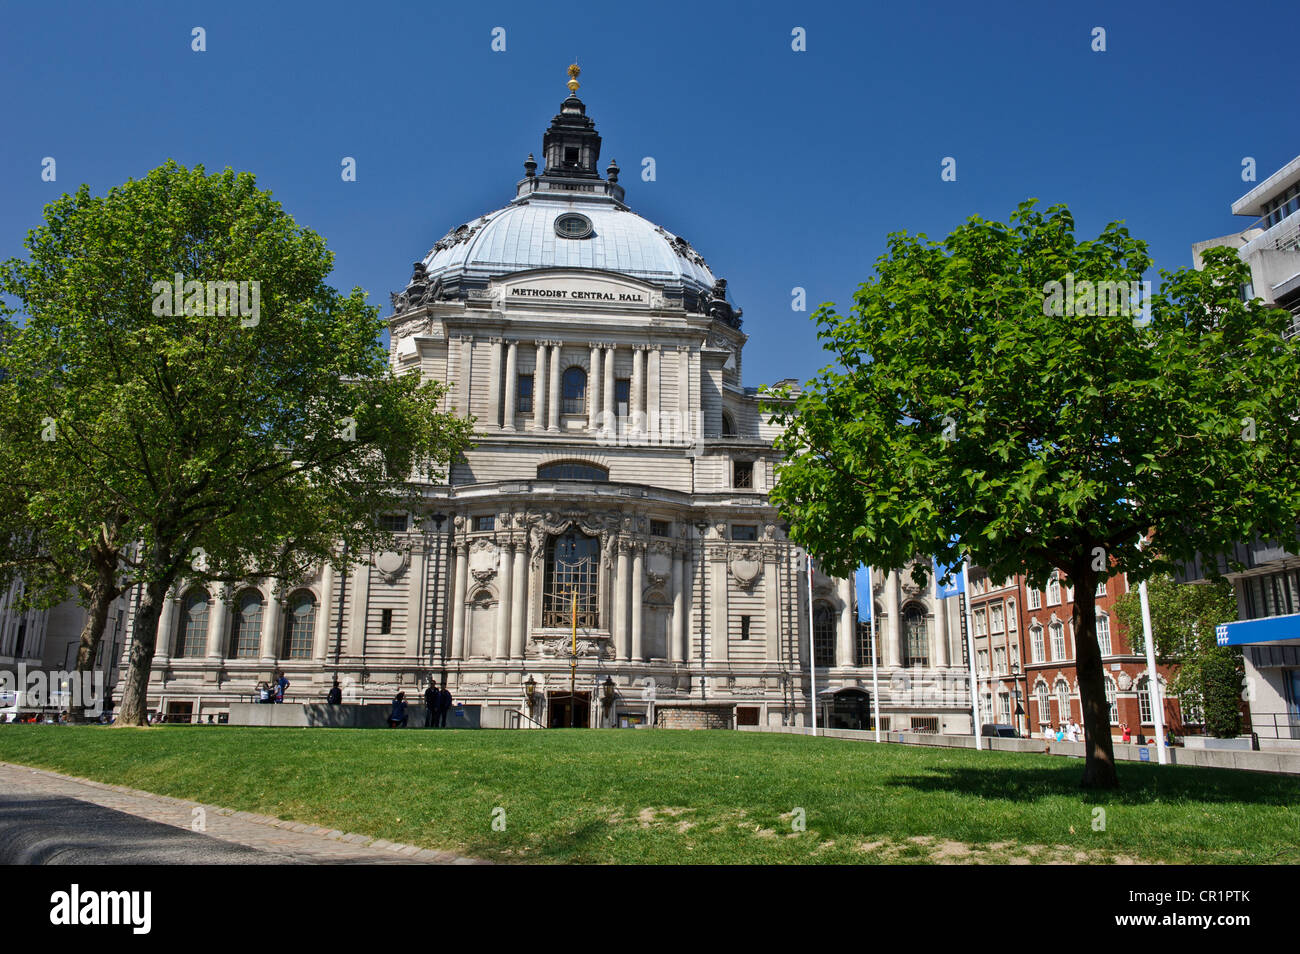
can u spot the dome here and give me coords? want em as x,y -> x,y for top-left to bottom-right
420,196 -> 717,296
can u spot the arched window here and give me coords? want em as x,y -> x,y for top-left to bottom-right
1096,612 -> 1112,655
1137,676 -> 1153,724
1046,571 -> 1062,606
1049,620 -> 1066,659
537,461 -> 609,481
282,591 -> 317,659
812,602 -> 836,667
176,588 -> 209,658
1055,679 -> 1072,723
228,590 -> 263,658
543,531 -> 599,628
904,604 -> 929,668
1036,682 -> 1051,724
1104,675 -> 1118,724
1030,623 -> 1044,663
562,366 -> 587,415
721,411 -> 737,437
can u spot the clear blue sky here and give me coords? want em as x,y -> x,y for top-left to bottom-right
2,0 -> 1296,385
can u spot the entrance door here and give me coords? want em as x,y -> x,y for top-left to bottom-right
548,691 -> 590,728
830,689 -> 871,730
165,701 -> 194,724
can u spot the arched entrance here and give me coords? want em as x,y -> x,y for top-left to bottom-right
830,687 -> 872,730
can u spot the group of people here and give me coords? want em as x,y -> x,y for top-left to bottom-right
255,671 -> 289,704
385,682 -> 453,728
1044,721 -> 1084,743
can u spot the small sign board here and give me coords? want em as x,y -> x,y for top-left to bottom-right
1139,747 -> 1150,762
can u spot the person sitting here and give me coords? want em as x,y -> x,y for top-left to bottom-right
388,691 -> 408,728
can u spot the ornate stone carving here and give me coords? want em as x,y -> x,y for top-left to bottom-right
373,549 -> 409,584
1116,671 -> 1133,691
527,635 -> 612,659
468,539 -> 499,582
526,510 -> 618,572
728,547 -> 763,589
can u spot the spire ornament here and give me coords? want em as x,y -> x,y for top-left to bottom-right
567,62 -> 581,95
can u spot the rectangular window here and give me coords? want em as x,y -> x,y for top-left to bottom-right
615,379 -> 630,419
1051,623 -> 1067,660
733,461 -> 753,489
731,524 -> 757,541
993,647 -> 1006,674
977,649 -> 988,675
650,520 -> 672,538
381,608 -> 393,635
1028,588 -> 1042,610
517,374 -> 534,414
475,515 -> 496,532
1097,614 -> 1113,655
740,615 -> 751,641
998,692 -> 1011,724
1031,627 -> 1044,663
990,604 -> 1004,633
378,513 -> 409,532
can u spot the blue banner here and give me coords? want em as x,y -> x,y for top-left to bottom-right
1215,613 -> 1300,646
855,566 -> 872,620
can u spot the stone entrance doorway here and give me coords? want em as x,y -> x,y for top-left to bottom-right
548,691 -> 590,728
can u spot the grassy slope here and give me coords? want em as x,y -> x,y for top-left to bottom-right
0,726 -> 1295,864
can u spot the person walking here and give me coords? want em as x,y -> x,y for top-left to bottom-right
437,684 -> 452,728
388,691 -> 408,728
424,681 -> 438,727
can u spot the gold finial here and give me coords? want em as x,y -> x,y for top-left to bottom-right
567,62 -> 581,95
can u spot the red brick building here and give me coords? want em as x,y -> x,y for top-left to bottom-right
969,567 -> 1180,740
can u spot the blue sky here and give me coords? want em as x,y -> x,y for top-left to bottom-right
1,0 -> 1296,385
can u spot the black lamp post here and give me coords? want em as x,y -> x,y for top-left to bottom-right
524,674 -> 537,714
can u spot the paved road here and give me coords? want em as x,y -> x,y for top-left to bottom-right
0,763 -> 484,865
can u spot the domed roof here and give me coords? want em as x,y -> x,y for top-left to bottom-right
421,196 -> 717,295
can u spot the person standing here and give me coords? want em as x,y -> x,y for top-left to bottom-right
326,681 -> 342,705
437,684 -> 452,728
275,671 -> 289,704
424,681 -> 438,727
388,691 -> 408,728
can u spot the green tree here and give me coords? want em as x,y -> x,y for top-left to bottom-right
767,201 -> 1300,788
0,161 -> 474,726
1114,574 -> 1243,738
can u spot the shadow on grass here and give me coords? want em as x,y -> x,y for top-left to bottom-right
885,762 -> 1300,806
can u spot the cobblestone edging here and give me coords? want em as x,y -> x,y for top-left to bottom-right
0,762 -> 488,864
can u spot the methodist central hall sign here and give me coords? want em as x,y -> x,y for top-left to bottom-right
503,276 -> 651,306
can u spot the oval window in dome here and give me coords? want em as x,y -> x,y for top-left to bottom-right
554,213 -> 593,239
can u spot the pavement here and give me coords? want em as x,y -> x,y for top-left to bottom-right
0,762 -> 486,865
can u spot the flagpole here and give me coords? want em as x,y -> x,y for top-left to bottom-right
807,556 -> 817,736
868,565 -> 881,743
961,558 -> 982,750
1138,577 -> 1168,764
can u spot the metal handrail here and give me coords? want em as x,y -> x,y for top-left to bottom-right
507,709 -> 546,729
1250,712 -> 1300,741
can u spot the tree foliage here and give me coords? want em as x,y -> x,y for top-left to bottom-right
767,200 -> 1300,787
0,161 -> 474,724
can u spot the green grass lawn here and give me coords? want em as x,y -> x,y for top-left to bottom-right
1,725 -> 1296,864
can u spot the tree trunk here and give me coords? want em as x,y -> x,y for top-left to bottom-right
69,558 -> 120,723
116,577 -> 168,727
1071,561 -> 1119,789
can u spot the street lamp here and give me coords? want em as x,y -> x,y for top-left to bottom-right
1010,661 -> 1024,737
601,675 -> 615,723
524,674 -> 537,711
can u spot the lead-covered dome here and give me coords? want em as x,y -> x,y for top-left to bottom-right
392,65 -> 741,327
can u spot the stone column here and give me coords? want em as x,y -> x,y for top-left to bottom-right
603,345 -> 616,425
155,591 -> 176,661
670,548 -> 686,663
313,562 -> 334,660
934,589 -> 950,668
614,541 -> 630,660
836,577 -> 854,668
488,338 -> 503,429
588,344 -> 602,431
260,585 -> 281,662
883,569 -> 900,668
494,539 -> 514,659
533,341 -> 548,431
405,546 -> 426,660
647,347 -> 661,437
503,341 -> 518,431
450,540 -> 469,660
547,342 -> 562,431
510,539 -> 528,658
631,346 -> 646,435
206,585 -> 228,658
347,560 -> 370,657
710,547 -> 729,663
631,543 -> 645,661
763,555 -> 781,662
